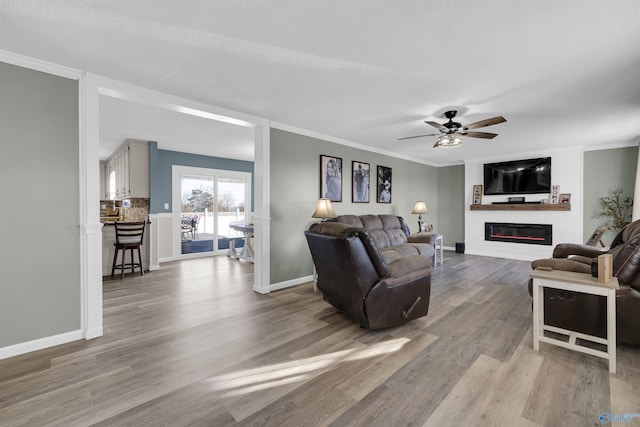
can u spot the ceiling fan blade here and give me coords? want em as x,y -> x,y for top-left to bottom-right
463,116 -> 506,130
424,121 -> 447,132
463,131 -> 498,139
398,133 -> 440,141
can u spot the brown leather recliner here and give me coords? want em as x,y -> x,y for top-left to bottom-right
529,220 -> 640,345
305,220 -> 432,330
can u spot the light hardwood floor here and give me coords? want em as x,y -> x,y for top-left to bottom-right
1,253 -> 639,426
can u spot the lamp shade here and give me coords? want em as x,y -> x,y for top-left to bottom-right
312,198 -> 337,219
411,201 -> 428,215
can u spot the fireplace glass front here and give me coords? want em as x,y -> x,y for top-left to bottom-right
485,222 -> 552,245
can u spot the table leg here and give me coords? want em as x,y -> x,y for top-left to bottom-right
227,238 -> 237,259
608,287 -> 616,373
532,281 -> 541,351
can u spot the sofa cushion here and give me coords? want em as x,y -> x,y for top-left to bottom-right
380,215 -> 409,246
383,255 -> 432,287
359,215 -> 392,248
334,214 -> 364,228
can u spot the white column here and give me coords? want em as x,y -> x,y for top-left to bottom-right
253,123 -> 271,294
633,144 -> 640,221
80,74 -> 104,339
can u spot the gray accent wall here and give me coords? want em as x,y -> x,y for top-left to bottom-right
151,147 -> 254,214
583,146 -> 638,244
437,165 -> 465,246
270,128 -> 442,284
0,62 -> 80,347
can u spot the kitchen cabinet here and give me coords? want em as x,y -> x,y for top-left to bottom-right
99,161 -> 107,199
106,139 -> 149,200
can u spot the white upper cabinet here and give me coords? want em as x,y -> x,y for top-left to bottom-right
106,139 -> 149,200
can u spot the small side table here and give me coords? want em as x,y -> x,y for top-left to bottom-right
530,269 -> 619,373
434,234 -> 444,266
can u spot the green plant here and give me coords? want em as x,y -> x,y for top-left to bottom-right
594,188 -> 633,231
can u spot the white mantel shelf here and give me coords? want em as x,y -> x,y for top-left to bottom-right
470,204 -> 571,211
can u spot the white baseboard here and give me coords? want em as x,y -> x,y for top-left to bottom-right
269,275 -> 314,292
0,329 -> 84,360
84,326 -> 104,340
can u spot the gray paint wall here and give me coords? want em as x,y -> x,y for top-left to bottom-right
0,62 -> 80,347
270,128 -> 441,284
151,148 -> 254,214
583,146 -> 638,244
437,165 -> 465,246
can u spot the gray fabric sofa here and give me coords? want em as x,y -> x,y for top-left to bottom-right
331,214 -> 437,263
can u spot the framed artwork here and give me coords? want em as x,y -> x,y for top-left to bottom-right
472,185 -> 483,205
376,165 -> 392,203
320,155 -> 342,202
559,193 -> 571,204
585,226 -> 607,247
352,161 -> 370,203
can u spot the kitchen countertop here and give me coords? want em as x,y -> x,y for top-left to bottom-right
101,219 -> 151,226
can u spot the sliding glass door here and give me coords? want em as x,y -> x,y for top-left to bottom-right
173,166 -> 251,258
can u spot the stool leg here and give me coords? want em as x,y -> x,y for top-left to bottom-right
130,248 -> 135,276
137,246 -> 144,276
111,246 -> 119,278
121,248 -> 126,280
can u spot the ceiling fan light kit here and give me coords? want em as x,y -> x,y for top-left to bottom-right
400,110 -> 506,148
434,133 -> 463,148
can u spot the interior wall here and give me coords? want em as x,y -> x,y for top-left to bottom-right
464,148 -> 583,261
269,128 -> 439,285
583,146 -> 638,244
0,62 -> 80,347
436,165 -> 465,247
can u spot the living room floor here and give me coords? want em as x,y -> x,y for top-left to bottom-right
1,253 -> 638,426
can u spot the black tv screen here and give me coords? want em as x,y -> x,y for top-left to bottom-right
483,157 -> 551,195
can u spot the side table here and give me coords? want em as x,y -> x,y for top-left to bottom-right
530,268 -> 619,373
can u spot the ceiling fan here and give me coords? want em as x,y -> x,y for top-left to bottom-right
399,110 -> 506,148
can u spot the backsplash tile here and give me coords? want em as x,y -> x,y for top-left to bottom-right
100,198 -> 149,222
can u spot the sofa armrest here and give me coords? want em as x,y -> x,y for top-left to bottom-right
553,243 -> 609,259
408,233 -> 437,245
358,230 -> 391,278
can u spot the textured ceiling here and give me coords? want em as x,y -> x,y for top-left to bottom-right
1,1 -> 639,165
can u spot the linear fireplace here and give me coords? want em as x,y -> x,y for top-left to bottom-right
485,222 -> 552,245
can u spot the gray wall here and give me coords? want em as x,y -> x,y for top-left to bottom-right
151,147 -> 254,214
0,62 -> 80,347
583,146 -> 638,244
270,128 -> 441,284
437,165 -> 465,246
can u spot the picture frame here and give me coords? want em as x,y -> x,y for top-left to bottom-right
320,155 -> 343,202
472,185 -> 483,205
585,226 -> 607,247
376,165 -> 392,203
352,161 -> 370,203
559,193 -> 571,204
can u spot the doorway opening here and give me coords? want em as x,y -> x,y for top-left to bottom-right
174,165 -> 251,258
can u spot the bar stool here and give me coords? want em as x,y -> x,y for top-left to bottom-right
111,221 -> 146,280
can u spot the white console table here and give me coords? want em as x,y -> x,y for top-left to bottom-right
530,269 -> 618,373
228,223 -> 254,263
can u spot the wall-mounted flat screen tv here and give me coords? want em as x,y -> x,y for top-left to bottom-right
483,157 -> 551,195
